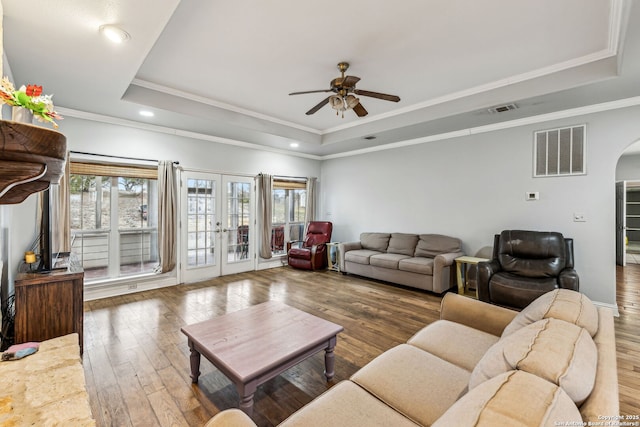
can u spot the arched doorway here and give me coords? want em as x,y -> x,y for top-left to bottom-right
615,138 -> 640,267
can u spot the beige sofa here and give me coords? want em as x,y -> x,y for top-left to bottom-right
205,289 -> 618,427
0,333 -> 95,426
338,232 -> 464,293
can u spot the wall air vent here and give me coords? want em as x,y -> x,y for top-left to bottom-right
487,103 -> 518,114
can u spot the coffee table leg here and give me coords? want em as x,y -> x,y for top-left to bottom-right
187,339 -> 201,383
324,336 -> 337,380
238,383 -> 257,417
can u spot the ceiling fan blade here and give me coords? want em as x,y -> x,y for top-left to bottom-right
352,102 -> 368,117
289,89 -> 331,96
306,96 -> 331,115
353,89 -> 400,102
341,75 -> 361,87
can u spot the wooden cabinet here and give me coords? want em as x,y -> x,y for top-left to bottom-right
14,257 -> 84,353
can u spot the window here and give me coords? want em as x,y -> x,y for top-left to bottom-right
534,125 -> 586,177
271,179 -> 306,256
70,162 -> 159,282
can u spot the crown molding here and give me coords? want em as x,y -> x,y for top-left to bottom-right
321,95 -> 640,160
130,78 -> 323,135
56,107 -> 322,160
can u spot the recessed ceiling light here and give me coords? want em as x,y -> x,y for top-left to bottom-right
99,24 -> 130,43
290,142 -> 299,148
139,110 -> 154,117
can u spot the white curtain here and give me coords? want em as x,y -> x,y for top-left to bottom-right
54,156 -> 71,253
257,173 -> 273,259
304,177 -> 317,233
157,161 -> 177,273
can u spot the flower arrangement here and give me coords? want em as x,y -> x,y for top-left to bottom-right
0,77 -> 63,128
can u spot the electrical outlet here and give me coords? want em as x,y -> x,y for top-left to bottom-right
573,213 -> 586,222
526,191 -> 539,201
128,283 -> 138,290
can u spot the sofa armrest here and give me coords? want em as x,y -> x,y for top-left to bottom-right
286,240 -> 303,252
579,307 -> 619,423
440,292 -> 517,337
309,243 -> 327,270
432,251 -> 464,293
477,259 -> 501,303
205,409 -> 257,427
338,241 -> 362,271
558,268 -> 579,291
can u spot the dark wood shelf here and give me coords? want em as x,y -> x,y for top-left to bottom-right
0,120 -> 67,204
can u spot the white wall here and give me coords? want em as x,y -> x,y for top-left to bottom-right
616,152 -> 640,181
321,105 -> 640,307
59,117 -> 320,178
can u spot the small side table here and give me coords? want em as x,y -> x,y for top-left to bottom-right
327,242 -> 340,272
454,256 -> 489,298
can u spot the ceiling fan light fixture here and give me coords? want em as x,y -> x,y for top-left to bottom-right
329,95 -> 343,110
345,95 -> 359,109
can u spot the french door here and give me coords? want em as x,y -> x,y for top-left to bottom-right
180,171 -> 254,283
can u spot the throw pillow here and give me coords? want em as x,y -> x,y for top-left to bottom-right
433,371 -> 581,427
414,234 -> 461,258
502,288 -> 599,338
387,233 -> 419,256
469,318 -> 597,405
360,232 -> 391,252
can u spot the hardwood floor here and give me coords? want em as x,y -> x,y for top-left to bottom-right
83,266 -> 640,426
615,264 -> 640,416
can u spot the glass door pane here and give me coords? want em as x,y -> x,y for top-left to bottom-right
186,178 -> 216,267
221,175 -> 254,275
181,171 -> 221,283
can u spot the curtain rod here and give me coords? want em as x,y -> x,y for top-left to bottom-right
260,173 -> 309,181
70,151 -> 179,165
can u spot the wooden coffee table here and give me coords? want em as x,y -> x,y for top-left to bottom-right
180,300 -> 344,416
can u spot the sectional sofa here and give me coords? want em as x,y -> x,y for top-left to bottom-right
338,232 -> 464,293
205,289 -> 618,426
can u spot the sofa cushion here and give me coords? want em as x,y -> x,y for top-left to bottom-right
370,253 -> 411,270
414,234 -> 461,258
488,272 -> 558,308
470,318 -> 597,405
360,232 -> 391,252
387,233 -> 419,256
433,371 -> 581,427
351,344 -> 470,426
502,289 -> 599,337
279,381 -> 419,427
398,257 -> 434,275
407,320 -> 499,372
344,249 -> 382,265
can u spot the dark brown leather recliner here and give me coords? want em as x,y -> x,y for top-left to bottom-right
287,221 -> 333,270
477,230 -> 579,310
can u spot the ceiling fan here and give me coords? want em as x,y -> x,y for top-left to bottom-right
289,62 -> 400,118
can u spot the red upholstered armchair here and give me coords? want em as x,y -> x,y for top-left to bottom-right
287,221 -> 333,270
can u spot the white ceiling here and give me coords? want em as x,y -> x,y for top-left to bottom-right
3,0 -> 640,158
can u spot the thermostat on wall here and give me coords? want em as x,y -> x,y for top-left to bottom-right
526,191 -> 539,201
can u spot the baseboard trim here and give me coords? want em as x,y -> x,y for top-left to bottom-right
593,301 -> 620,317
84,275 -> 178,301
